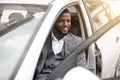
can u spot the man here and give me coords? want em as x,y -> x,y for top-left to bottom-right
33,9 -> 87,80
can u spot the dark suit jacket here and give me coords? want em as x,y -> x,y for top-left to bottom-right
34,33 -> 87,79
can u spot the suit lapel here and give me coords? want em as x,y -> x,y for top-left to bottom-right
63,34 -> 72,57
37,36 -> 52,73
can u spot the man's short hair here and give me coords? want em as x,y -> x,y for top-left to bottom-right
62,9 -> 70,13
59,9 -> 71,17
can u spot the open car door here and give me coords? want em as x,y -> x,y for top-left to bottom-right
46,15 -> 120,80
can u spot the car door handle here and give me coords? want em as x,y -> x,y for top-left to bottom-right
116,37 -> 119,43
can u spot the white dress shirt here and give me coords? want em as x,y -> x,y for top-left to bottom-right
52,33 -> 64,55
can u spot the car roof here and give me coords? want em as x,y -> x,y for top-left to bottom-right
0,0 -> 54,5
0,0 -> 80,6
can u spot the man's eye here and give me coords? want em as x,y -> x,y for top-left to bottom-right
67,20 -> 71,22
59,20 -> 64,23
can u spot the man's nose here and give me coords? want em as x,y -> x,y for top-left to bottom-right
63,21 -> 68,26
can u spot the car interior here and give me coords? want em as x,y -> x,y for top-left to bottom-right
70,13 -> 81,37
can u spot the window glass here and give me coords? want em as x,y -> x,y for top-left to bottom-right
0,4 -> 48,35
85,0 -> 111,31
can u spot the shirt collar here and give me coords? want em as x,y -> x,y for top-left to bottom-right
51,32 -> 65,41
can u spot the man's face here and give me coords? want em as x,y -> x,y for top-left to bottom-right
54,12 -> 71,35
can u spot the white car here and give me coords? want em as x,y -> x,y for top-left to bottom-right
0,0 -> 120,80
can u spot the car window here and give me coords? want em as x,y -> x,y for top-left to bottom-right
85,0 -> 120,32
0,4 -> 48,36
85,0 -> 111,32
0,4 -> 48,80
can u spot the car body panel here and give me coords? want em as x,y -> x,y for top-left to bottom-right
0,7 -> 46,80
0,0 -> 52,5
97,23 -> 120,78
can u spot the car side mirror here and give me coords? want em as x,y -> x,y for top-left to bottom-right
63,67 -> 100,80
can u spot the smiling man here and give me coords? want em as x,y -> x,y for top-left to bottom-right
33,9 -> 87,80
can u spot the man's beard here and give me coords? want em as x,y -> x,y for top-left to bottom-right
54,26 -> 69,36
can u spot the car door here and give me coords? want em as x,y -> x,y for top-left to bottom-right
84,0 -> 120,79
47,13 -> 120,80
